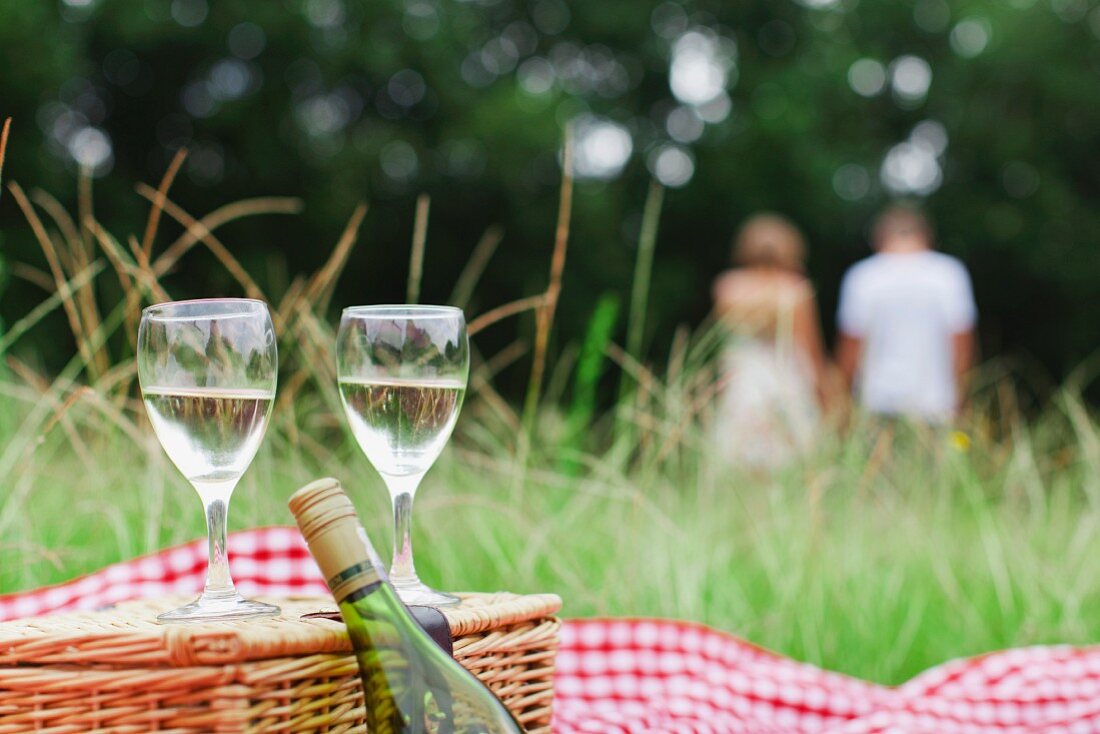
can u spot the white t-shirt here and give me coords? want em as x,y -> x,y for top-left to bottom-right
837,250 -> 977,420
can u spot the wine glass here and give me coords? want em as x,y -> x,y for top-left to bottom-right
137,298 -> 279,623
336,305 -> 469,607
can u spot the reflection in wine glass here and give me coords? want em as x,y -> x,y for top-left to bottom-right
336,305 -> 469,607
137,298 -> 279,623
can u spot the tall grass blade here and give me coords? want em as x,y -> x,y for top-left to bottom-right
616,181 -> 663,442
7,182 -> 99,381
0,262 -> 104,355
308,203 -> 368,313
67,178 -> 110,377
562,293 -> 619,472
76,170 -> 103,357
468,294 -> 547,336
407,194 -> 430,304
153,197 -> 304,278
30,190 -> 82,255
135,184 -> 266,302
140,148 -> 188,261
450,225 -> 504,309
625,181 -> 665,367
276,203 -> 368,412
90,220 -> 169,303
10,264 -> 54,291
523,129 -> 573,438
568,292 -> 620,437
0,118 -> 12,204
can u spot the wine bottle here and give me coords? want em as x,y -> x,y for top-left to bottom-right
288,478 -> 525,734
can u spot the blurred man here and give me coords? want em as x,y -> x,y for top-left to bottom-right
836,205 -> 977,422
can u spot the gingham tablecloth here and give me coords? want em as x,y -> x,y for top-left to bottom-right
3,527 -> 1100,734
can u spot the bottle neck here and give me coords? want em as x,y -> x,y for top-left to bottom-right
326,552 -> 386,604
306,518 -> 389,604
340,574 -> 387,606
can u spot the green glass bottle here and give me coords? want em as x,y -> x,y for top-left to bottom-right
289,478 -> 525,734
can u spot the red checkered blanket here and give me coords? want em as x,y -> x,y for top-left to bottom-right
3,527 -> 1099,733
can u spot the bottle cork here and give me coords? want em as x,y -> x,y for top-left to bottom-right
288,478 -> 385,602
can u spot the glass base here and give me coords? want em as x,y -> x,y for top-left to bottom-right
391,579 -> 461,608
156,593 -> 280,624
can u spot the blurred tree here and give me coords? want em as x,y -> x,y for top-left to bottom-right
0,0 -> 1097,392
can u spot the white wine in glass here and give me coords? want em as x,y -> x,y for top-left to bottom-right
142,387 -> 274,487
138,299 -> 279,623
337,306 -> 469,608
338,378 -> 465,477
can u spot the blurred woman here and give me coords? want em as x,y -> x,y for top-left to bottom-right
711,214 -> 829,468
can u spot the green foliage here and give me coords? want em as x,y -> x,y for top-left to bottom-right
564,291 -> 619,446
0,0 -> 1097,385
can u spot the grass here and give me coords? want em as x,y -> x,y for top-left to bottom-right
1,356 -> 1099,687
0,136 -> 1098,688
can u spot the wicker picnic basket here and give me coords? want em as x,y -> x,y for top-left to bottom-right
0,592 -> 561,733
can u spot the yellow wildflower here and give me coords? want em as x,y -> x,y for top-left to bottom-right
949,430 -> 972,452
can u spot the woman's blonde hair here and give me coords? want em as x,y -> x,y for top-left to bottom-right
732,213 -> 807,272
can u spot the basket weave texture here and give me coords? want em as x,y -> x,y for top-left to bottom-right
0,592 -> 561,733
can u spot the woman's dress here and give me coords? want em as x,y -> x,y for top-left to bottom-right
714,282 -> 819,468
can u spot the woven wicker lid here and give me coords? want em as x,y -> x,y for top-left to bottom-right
0,592 -> 561,668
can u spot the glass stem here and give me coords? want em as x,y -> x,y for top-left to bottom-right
387,471 -> 426,588
194,479 -> 239,600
